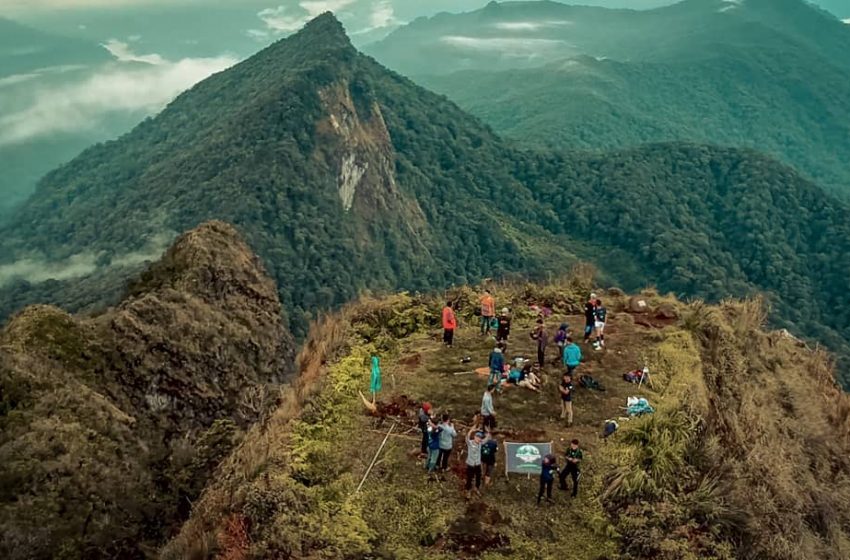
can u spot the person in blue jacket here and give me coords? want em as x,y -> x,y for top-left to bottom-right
562,336 -> 582,375
488,345 -> 505,387
537,453 -> 559,504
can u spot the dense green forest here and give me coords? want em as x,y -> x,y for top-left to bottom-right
418,48 -> 850,196
366,0 -> 850,197
2,13 -> 849,387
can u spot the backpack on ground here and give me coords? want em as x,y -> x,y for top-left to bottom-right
623,370 -> 644,383
580,374 -> 604,391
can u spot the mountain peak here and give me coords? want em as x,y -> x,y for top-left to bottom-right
297,11 -> 351,47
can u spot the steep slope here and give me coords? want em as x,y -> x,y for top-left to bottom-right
0,221 -> 295,559
164,280 -> 850,560
0,13 -> 577,336
365,0 -> 850,196
2,13 -> 850,388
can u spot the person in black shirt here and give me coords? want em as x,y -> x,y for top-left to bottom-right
559,373 -> 574,427
559,439 -> 583,497
583,293 -> 597,343
496,308 -> 512,344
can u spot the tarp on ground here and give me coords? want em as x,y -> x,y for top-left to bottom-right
504,441 -> 553,475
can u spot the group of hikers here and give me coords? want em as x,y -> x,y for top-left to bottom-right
422,289 -> 607,502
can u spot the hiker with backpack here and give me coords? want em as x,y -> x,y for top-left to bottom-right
481,429 -> 498,486
442,301 -> 457,348
480,290 -> 496,335
496,308 -> 511,343
563,336 -> 582,376
465,427 -> 484,498
559,439 -> 583,497
559,373 -> 574,427
437,414 -> 457,472
584,294 -> 597,343
593,299 -> 607,350
530,318 -> 548,369
553,323 -> 569,364
537,453 -> 559,504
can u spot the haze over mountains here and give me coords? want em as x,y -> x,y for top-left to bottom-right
366,0 -> 850,197
2,12 -> 850,389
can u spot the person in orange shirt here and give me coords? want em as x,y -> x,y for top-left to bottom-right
442,301 -> 457,347
480,289 -> 495,336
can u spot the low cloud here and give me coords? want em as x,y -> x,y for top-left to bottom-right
843,18 -> 850,24
350,0 -> 403,36
0,47 -> 236,146
102,39 -> 166,64
493,20 -> 572,31
0,232 -> 173,286
439,35 -> 568,56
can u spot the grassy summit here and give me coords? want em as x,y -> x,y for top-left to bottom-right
165,272 -> 850,560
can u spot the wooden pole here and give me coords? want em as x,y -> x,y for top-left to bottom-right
355,423 -> 395,494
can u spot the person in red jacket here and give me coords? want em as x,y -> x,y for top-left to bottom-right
442,301 -> 457,347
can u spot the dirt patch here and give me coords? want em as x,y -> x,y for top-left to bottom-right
495,428 -> 547,441
375,394 -> 418,418
632,313 -> 677,329
441,502 -> 510,557
398,352 -> 422,368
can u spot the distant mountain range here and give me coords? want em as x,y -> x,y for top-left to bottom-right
365,0 -> 850,197
1,12 -> 849,387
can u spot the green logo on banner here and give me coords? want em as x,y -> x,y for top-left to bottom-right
515,444 -> 542,469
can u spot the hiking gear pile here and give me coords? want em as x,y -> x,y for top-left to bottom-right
626,397 -> 654,416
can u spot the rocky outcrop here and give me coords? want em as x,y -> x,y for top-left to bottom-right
0,221 -> 295,559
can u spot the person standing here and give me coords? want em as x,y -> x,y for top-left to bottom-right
425,420 -> 443,474
594,299 -> 607,350
442,301 -> 457,347
418,402 -> 432,456
559,439 -> 583,497
480,289 -> 496,336
488,346 -> 505,387
559,373 -> 574,427
465,428 -> 484,498
437,414 -> 457,472
584,293 -> 597,343
496,308 -> 512,343
537,453 -> 558,504
369,355 -> 382,403
562,336 -> 582,376
531,319 -> 548,369
481,384 -> 497,429
481,430 -> 498,486
553,323 -> 569,364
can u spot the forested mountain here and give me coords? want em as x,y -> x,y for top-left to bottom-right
2,13 -> 850,387
0,221 -> 295,558
365,0 -> 850,196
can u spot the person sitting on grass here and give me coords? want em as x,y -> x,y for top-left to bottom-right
507,360 -> 541,391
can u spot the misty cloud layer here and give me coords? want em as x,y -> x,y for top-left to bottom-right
0,44 -> 236,146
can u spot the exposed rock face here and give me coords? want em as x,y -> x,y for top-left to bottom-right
0,221 -> 295,559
